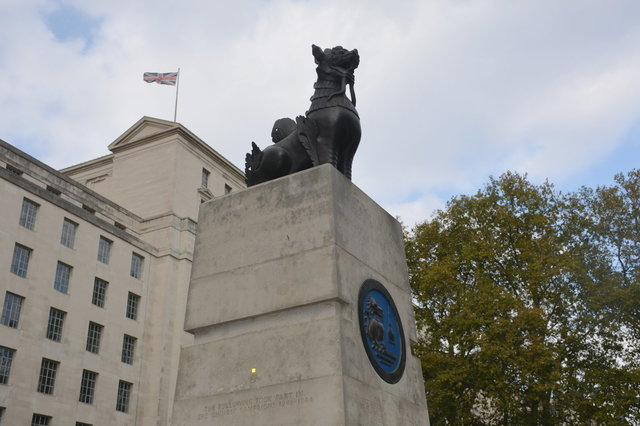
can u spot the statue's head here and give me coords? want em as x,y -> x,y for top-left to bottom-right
312,44 -> 359,80
271,118 -> 297,143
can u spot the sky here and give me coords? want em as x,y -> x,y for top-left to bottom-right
1,0 -> 640,227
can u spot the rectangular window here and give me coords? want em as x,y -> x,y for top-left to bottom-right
116,380 -> 132,412
31,414 -> 51,426
46,308 -> 66,342
19,198 -> 39,230
201,168 -> 210,187
121,335 -> 136,364
97,237 -> 112,264
85,322 -> 103,354
130,253 -> 143,279
79,370 -> 98,404
37,358 -> 59,395
6,164 -> 22,175
224,184 -> 232,194
60,218 -> 78,248
0,346 -> 16,384
1,293 -> 24,328
126,292 -> 140,320
53,262 -> 72,293
0,406 -> 5,422
10,243 -> 32,277
46,185 -> 60,196
92,278 -> 108,308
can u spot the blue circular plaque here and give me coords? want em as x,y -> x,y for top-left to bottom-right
358,279 -> 406,384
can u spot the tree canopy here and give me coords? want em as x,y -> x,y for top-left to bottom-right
405,171 -> 640,425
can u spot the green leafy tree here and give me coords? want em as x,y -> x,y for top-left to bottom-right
405,172 -> 639,425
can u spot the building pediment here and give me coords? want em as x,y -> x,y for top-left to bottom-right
108,116 -> 180,152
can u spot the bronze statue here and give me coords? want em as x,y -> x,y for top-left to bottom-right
245,44 -> 361,186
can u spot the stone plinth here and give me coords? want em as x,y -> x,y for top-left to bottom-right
171,165 -> 429,425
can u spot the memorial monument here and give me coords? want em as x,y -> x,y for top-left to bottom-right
171,45 -> 430,425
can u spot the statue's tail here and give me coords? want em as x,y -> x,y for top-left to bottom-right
244,142 -> 263,186
296,116 -> 319,166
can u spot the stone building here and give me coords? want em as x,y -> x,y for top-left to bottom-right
0,117 -> 245,425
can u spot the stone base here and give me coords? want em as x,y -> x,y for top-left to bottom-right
171,165 -> 429,425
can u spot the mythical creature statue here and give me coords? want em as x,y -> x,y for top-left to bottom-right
245,44 -> 361,186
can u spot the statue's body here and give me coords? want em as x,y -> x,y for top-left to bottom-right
245,45 -> 361,186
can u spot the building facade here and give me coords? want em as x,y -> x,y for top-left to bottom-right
0,117 -> 245,425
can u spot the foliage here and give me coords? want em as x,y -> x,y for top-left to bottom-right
405,171 -> 640,425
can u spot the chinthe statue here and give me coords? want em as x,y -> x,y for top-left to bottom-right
245,44 -> 361,186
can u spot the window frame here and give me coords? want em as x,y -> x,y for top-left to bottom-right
91,278 -> 108,308
53,261 -> 72,293
116,380 -> 133,412
201,168 -> 210,187
79,369 -> 98,404
19,198 -> 39,230
130,253 -> 144,279
46,307 -> 66,342
97,236 -> 112,264
0,346 -> 16,384
31,413 -> 52,426
1,292 -> 25,328
37,358 -> 59,395
60,218 -> 78,248
121,335 -> 136,364
10,243 -> 32,278
85,322 -> 103,354
126,292 -> 140,320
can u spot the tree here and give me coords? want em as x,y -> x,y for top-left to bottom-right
405,172 -> 640,425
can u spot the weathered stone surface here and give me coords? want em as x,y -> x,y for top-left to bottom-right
172,165 -> 429,425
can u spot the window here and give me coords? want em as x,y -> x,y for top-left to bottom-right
121,335 -> 136,364
224,184 -> 232,194
37,358 -> 59,394
10,243 -> 31,277
76,423 -> 93,426
46,308 -> 66,342
31,413 -> 51,426
1,293 -> 24,328
116,380 -> 132,412
126,292 -> 140,320
79,370 -> 97,404
19,198 -> 39,230
60,218 -> 78,248
97,237 -> 112,264
201,168 -> 210,187
46,185 -> 60,196
130,253 -> 143,279
0,407 -> 5,422
92,278 -> 108,308
0,346 -> 15,384
85,322 -> 103,354
53,262 -> 72,293
6,164 -> 22,175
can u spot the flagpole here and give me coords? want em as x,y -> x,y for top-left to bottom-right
173,68 -> 180,122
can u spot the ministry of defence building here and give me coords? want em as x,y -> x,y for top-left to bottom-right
0,117 -> 246,425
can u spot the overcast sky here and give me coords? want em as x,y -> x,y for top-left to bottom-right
2,0 -> 639,226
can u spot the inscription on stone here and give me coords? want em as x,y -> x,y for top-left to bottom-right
197,390 -> 313,420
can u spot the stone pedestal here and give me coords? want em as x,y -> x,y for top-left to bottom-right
171,165 -> 429,425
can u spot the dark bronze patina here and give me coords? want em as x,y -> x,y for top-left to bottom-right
245,44 -> 361,186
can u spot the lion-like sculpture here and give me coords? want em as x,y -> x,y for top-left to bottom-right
245,44 -> 361,186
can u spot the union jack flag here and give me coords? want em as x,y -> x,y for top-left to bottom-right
143,72 -> 178,85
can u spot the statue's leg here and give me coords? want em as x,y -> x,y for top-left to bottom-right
252,146 -> 292,185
